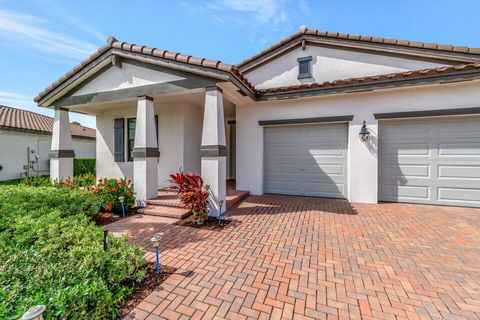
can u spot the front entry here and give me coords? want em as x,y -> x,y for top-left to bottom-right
263,123 -> 348,198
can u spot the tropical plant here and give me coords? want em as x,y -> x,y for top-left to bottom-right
168,171 -> 210,222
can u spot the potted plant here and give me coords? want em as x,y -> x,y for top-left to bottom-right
168,171 -> 210,224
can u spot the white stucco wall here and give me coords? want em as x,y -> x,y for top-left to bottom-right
73,63 -> 185,96
236,80 -> 480,203
245,45 -> 451,89
96,101 -> 203,188
0,130 -> 95,181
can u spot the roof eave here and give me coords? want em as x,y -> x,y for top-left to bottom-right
257,70 -> 480,101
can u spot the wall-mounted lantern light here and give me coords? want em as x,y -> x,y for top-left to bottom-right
151,233 -> 164,274
359,121 -> 370,142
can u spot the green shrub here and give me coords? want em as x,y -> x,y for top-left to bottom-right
73,173 -> 96,187
0,186 -> 145,319
19,175 -> 51,187
74,158 -> 96,176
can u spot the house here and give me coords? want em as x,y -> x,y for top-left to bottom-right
34,26 -> 480,212
0,105 -> 95,181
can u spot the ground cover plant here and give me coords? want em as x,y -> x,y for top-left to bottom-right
0,186 -> 146,319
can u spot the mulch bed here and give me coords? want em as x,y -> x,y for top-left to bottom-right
174,215 -> 232,230
93,208 -> 140,226
118,262 -> 177,319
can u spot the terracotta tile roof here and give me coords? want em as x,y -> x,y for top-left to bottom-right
34,36 -> 255,103
0,105 -> 96,139
258,62 -> 480,94
238,29 -> 480,68
34,32 -> 480,104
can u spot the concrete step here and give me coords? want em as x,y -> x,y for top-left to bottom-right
227,190 -> 250,209
137,206 -> 191,219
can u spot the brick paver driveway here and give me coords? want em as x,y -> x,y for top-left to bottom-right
112,195 -> 480,320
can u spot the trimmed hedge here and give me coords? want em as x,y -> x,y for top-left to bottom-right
74,158 -> 96,176
0,186 -> 145,319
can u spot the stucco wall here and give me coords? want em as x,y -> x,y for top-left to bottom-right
73,62 -> 185,96
0,130 -> 95,181
236,80 -> 480,203
96,101 -> 203,188
245,45 -> 451,89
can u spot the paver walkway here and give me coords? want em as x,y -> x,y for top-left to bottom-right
108,195 -> 480,320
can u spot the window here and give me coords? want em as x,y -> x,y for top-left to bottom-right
127,118 -> 136,161
297,56 -> 312,79
127,116 -> 159,162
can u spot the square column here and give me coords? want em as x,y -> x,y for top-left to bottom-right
201,86 -> 227,216
133,96 -> 159,206
347,117 -> 378,203
49,107 -> 74,181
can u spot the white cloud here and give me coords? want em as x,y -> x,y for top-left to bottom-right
0,10 -> 98,60
180,0 -> 307,28
0,91 -> 34,108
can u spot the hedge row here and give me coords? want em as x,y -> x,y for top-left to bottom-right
0,186 -> 145,319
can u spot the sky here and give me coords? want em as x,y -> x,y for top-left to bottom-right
1,0 -> 480,129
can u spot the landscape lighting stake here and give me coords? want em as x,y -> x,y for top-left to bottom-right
119,196 -> 126,218
103,229 -> 109,251
217,200 -> 224,225
151,233 -> 164,274
21,305 -> 46,320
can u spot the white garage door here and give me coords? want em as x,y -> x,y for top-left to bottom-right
264,123 -> 348,198
379,118 -> 480,207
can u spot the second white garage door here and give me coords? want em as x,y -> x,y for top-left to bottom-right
379,117 -> 480,207
264,123 -> 348,198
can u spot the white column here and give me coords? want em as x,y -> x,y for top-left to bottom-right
133,96 -> 159,206
347,117 -> 378,203
201,86 -> 227,216
50,107 -> 74,180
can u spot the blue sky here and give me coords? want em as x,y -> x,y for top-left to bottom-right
1,0 -> 479,129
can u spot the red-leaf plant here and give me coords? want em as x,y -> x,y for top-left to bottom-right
168,171 -> 210,222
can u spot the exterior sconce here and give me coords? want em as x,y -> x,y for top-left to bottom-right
151,233 -> 164,274
359,121 -> 370,142
21,305 -> 46,320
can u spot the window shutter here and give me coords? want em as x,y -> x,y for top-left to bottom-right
114,118 -> 125,162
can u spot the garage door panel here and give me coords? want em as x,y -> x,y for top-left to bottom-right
436,120 -> 480,138
304,181 -> 345,197
438,142 -> 480,156
380,184 -> 430,200
438,165 -> 480,179
381,122 -> 430,140
380,142 -> 431,157
264,123 -> 347,198
305,163 -> 345,175
437,187 -> 480,205
379,118 -> 480,207
380,164 -> 430,178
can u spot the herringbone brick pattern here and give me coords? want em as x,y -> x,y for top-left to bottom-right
113,195 -> 480,320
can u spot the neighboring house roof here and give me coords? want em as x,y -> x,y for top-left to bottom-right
35,30 -> 480,104
0,105 -> 96,139
238,29 -> 480,70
